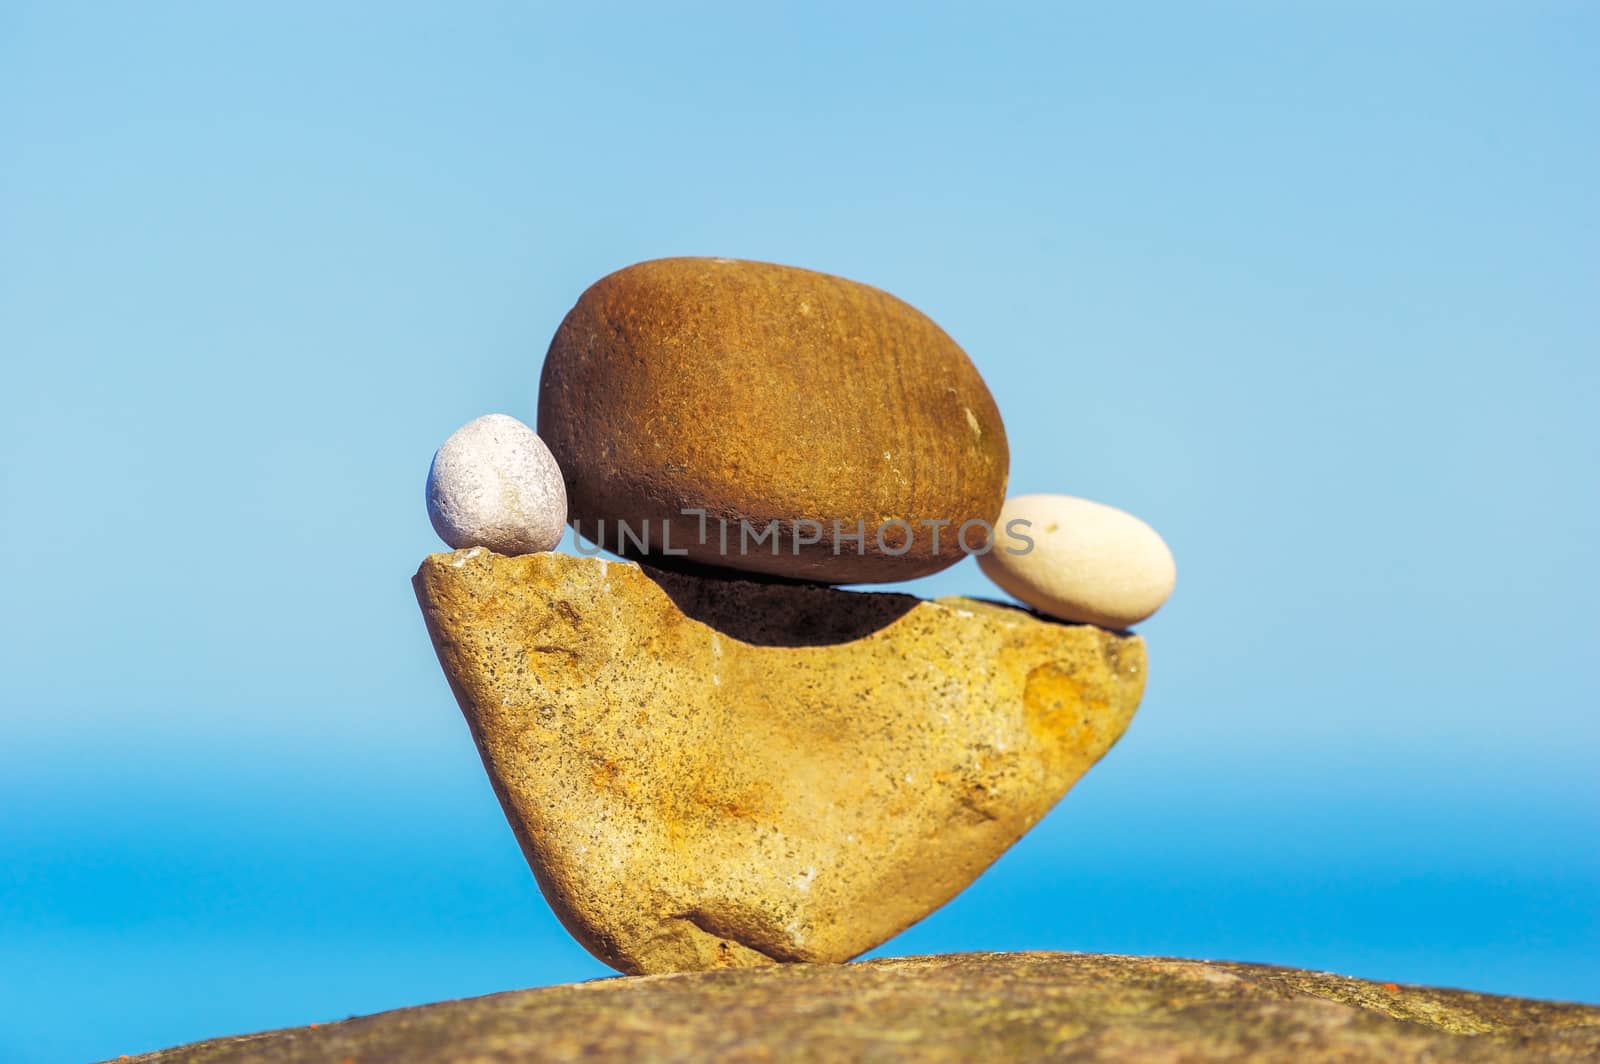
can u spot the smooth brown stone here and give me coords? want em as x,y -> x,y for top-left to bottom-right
537,257 -> 1009,583
412,550 -> 1143,975
131,952 -> 1600,1063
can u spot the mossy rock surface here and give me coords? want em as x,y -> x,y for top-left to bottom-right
126,951 -> 1600,1063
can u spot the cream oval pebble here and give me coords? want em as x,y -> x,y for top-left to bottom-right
426,414 -> 568,555
978,494 -> 1175,629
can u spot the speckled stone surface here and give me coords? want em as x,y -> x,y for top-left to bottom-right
413,550 -> 1143,975
536,257 -> 1010,583
126,951 -> 1600,1063
426,414 -> 567,555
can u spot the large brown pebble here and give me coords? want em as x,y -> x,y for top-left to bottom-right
537,257 -> 1009,583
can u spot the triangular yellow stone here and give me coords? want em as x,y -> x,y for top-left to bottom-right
414,550 -> 1145,975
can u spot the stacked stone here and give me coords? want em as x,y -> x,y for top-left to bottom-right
427,256 -> 1174,624
417,258 -> 1175,976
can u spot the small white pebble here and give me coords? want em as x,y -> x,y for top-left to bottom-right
978,493 -> 1175,629
426,414 -> 567,555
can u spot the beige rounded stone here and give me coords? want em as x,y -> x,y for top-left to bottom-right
978,494 -> 1175,629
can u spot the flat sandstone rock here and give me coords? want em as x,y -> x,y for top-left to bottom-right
413,550 -> 1144,975
128,952 -> 1600,1063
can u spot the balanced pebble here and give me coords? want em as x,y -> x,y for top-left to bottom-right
978,494 -> 1175,629
537,257 -> 1008,583
426,414 -> 567,555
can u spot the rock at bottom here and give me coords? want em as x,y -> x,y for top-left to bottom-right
413,550 -> 1145,975
126,952 -> 1600,1063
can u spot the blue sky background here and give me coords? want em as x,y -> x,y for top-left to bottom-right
3,3 -> 1596,1061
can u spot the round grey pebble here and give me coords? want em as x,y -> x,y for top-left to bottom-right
426,414 -> 568,555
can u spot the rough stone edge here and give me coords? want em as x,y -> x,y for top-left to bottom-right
119,951 -> 1600,1063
